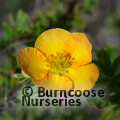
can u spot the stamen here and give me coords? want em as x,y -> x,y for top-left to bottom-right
46,52 -> 75,75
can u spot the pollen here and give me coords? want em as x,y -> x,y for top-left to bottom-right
46,52 -> 75,75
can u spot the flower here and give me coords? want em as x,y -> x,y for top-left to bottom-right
17,28 -> 99,91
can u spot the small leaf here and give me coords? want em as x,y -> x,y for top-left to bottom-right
111,56 -> 120,76
16,10 -> 24,27
19,78 -> 31,84
0,38 -> 8,49
16,9 -> 30,32
3,23 -> 13,41
100,105 -> 120,120
105,44 -> 117,64
0,68 -> 3,72
95,49 -> 103,59
73,5 -> 85,30
9,14 -> 15,27
114,74 -> 120,82
99,51 -> 111,76
38,11 -> 49,27
109,94 -> 120,107
13,73 -> 24,79
84,0 -> 99,10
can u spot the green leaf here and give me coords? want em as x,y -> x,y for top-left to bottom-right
107,75 -> 119,93
9,14 -> 15,27
99,51 -> 111,76
38,11 -> 49,27
111,56 -> 120,76
16,10 -> 25,27
0,68 -> 3,73
8,41 -> 20,48
114,74 -> 120,82
105,44 -> 117,64
13,73 -> 24,79
3,23 -> 13,41
16,10 -> 31,33
100,105 -> 120,120
84,0 -> 99,10
34,22 -> 42,37
73,5 -> 85,30
19,78 -> 31,84
109,94 -> 120,107
95,49 -> 103,59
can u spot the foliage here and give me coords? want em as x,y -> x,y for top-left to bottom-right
87,44 -> 120,119
101,105 -> 120,120
83,0 -> 99,11
0,110 -> 88,120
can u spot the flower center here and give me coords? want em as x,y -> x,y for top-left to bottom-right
46,52 -> 75,75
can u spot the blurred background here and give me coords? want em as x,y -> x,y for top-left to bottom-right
0,0 -> 120,120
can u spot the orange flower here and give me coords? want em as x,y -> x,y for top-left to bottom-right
17,28 -> 99,91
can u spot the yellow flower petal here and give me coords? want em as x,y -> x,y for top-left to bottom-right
35,28 -> 70,57
64,33 -> 92,66
66,63 -> 99,91
17,47 -> 50,80
32,73 -> 73,91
